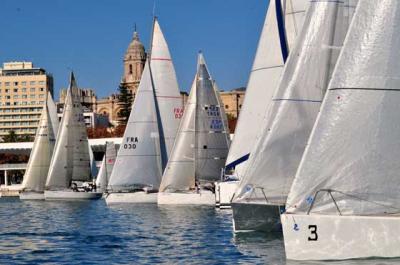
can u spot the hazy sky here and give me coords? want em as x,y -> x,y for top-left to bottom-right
0,0 -> 268,98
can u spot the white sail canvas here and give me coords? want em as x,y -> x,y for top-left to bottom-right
233,0 -> 357,205
107,60 -> 162,191
96,141 -> 117,191
150,18 -> 182,169
45,73 -> 92,190
21,95 -> 58,192
225,0 -> 308,178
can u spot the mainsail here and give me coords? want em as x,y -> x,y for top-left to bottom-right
286,0 -> 400,216
149,18 -> 182,169
107,18 -> 181,192
96,141 -> 117,191
45,73 -> 92,190
21,93 -> 59,192
233,0 -> 357,204
225,0 -> 308,178
107,60 -> 162,191
159,53 -> 230,192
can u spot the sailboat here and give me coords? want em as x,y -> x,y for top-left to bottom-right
95,141 -> 117,193
216,0 -> 308,209
44,73 -> 101,200
105,18 -> 182,204
281,0 -> 400,260
231,0 -> 357,232
19,92 -> 59,200
158,52 -> 230,206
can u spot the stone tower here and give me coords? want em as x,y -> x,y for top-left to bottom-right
121,30 -> 146,97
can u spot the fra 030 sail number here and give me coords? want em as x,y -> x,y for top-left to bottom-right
124,137 -> 138,149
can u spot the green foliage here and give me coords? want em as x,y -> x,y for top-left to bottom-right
117,83 -> 133,125
2,130 -> 34,143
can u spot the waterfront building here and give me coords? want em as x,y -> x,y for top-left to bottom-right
0,62 -> 54,138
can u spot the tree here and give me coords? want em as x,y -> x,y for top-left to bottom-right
117,83 -> 133,126
3,130 -> 18,143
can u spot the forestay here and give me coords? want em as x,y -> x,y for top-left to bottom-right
234,0 -> 357,204
21,93 -> 58,192
225,0 -> 308,177
286,0 -> 400,216
107,60 -> 162,191
46,73 -> 92,190
150,18 -> 182,169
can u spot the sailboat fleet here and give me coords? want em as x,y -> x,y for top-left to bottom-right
14,0 -> 400,261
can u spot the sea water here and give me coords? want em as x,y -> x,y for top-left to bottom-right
0,198 -> 398,265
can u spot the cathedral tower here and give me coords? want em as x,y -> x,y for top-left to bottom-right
121,30 -> 146,96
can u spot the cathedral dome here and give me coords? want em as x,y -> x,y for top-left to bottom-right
125,31 -> 146,61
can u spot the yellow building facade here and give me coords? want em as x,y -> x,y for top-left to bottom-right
0,62 -> 53,137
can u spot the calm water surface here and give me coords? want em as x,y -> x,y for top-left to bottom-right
0,198 -> 398,264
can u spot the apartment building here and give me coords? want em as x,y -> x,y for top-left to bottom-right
0,62 -> 53,138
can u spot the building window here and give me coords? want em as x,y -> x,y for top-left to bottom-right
40,87 -> 45,92
39,94 -> 44,98
5,82 -> 10,86
14,82 -> 18,86
22,88 -> 27,92
22,95 -> 27,99
6,96 -> 10,99
5,89 -> 9,93
13,88 -> 18,92
13,95 -> 18,99
30,88 -> 35,92
129,64 -> 133,74
38,81 -> 45,85
30,95 -> 35,99
225,105 -> 229,109
30,81 -> 36,85
21,81 -> 27,86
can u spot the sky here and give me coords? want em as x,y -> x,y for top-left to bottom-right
0,0 -> 268,98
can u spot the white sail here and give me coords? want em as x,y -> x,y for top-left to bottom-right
21,95 -> 57,192
45,73 -> 92,190
108,60 -> 162,191
47,92 -> 59,138
96,141 -> 117,191
150,18 -> 182,169
233,0 -> 357,204
225,0 -> 308,177
286,0 -> 400,216
159,53 -> 230,191
159,78 -> 197,192
195,54 -> 230,182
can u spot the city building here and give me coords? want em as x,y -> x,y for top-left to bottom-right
220,87 -> 245,118
0,62 -> 54,138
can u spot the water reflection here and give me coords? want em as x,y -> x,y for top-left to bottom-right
0,198 -> 400,264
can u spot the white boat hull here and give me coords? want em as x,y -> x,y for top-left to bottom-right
44,190 -> 102,201
215,181 -> 239,209
232,201 -> 283,232
158,190 -> 215,205
19,191 -> 45,200
281,213 -> 400,260
105,192 -> 157,205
